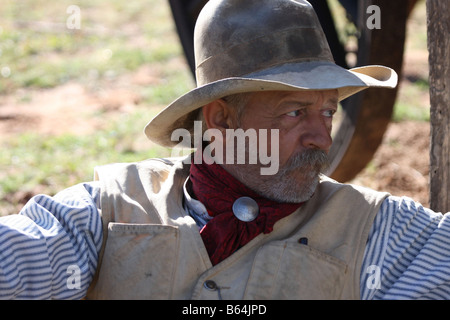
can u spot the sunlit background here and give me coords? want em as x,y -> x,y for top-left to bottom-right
0,0 -> 430,215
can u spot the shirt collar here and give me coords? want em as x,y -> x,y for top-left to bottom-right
183,177 -> 212,227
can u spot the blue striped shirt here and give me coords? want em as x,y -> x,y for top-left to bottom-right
0,183 -> 103,299
0,180 -> 449,299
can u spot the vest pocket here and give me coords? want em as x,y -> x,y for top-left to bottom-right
92,223 -> 179,299
244,241 -> 348,299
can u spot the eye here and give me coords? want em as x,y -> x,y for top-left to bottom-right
285,109 -> 305,118
322,109 -> 336,118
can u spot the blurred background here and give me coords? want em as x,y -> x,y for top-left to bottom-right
0,0 -> 430,216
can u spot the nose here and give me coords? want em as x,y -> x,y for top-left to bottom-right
300,113 -> 333,151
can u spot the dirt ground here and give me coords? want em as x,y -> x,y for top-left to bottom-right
0,3 -> 432,209
351,120 -> 430,206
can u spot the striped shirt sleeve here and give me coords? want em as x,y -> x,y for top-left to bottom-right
361,196 -> 450,299
0,182 -> 103,299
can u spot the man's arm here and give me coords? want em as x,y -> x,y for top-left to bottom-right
0,182 -> 103,299
361,196 -> 450,299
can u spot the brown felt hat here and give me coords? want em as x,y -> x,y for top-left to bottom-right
144,0 -> 398,147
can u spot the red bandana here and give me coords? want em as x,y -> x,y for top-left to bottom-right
189,159 -> 304,265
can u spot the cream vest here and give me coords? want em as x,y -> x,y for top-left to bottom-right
86,157 -> 388,300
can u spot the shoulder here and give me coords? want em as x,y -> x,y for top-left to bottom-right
318,175 -> 389,205
94,157 -> 190,183
94,157 -> 182,175
91,157 -> 191,224
378,195 -> 444,227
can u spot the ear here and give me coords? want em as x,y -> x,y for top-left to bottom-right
202,99 -> 236,132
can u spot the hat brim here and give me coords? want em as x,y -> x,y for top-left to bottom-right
144,61 -> 397,147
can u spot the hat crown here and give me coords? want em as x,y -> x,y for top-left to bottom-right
194,0 -> 334,86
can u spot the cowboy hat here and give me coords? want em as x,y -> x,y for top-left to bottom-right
144,0 -> 398,147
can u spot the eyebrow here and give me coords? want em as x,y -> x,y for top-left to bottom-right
325,98 -> 339,108
278,100 -> 313,109
278,97 -> 338,111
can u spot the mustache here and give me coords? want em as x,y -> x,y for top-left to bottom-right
283,149 -> 330,173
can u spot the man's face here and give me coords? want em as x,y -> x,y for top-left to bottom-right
222,89 -> 338,203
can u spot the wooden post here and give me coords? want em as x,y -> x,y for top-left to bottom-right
426,0 -> 450,212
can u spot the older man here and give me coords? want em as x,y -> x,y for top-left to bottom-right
1,0 -> 449,300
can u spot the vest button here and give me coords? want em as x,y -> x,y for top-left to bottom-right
232,197 -> 259,222
203,280 -> 218,291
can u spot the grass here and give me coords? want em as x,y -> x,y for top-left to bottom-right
393,0 -> 430,122
0,0 -> 182,93
0,0 -> 192,215
0,0 -> 430,215
393,100 -> 430,122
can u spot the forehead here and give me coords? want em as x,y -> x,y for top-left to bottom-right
253,89 -> 338,102
245,89 -> 339,111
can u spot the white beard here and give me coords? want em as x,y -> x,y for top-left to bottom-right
225,148 -> 330,203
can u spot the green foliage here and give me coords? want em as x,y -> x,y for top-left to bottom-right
0,0 -> 184,93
